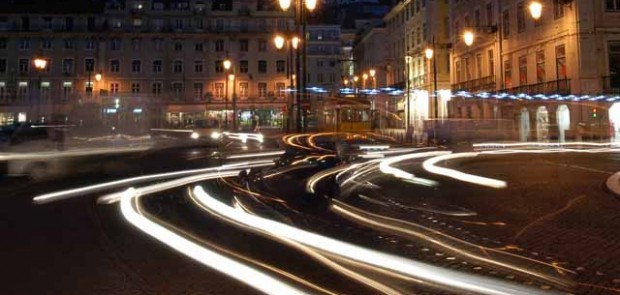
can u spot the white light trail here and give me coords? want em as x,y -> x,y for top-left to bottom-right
422,153 -> 508,189
379,151 -> 450,180
119,188 -> 309,295
33,159 -> 274,204
473,141 -> 620,149
306,166 -> 350,193
226,150 -> 286,159
0,146 -> 150,161
192,186 -> 547,295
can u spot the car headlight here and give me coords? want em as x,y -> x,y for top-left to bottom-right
190,132 -> 200,139
210,131 -> 221,139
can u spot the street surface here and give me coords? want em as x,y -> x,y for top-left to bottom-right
1,133 -> 620,294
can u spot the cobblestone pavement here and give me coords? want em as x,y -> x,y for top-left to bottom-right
339,152 -> 620,294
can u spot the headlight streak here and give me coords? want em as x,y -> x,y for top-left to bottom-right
308,133 -> 339,152
473,142 -> 620,149
422,153 -> 508,189
225,150 -> 286,159
379,151 -> 451,180
98,170 -> 241,204
228,196 -> 403,295
224,132 -> 264,143
283,134 -> 313,150
192,186 -> 549,295
33,158 -> 275,204
119,188 -> 311,295
0,146 -> 151,161
331,200 -> 574,289
306,166 -> 351,194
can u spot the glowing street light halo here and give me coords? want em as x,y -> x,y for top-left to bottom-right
278,0 -> 291,10
274,35 -> 285,50
305,0 -> 317,11
369,69 -> 376,78
463,31 -> 475,46
33,58 -> 47,70
529,1 -> 543,20
223,59 -> 232,70
425,48 -> 434,60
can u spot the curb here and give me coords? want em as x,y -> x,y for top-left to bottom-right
606,172 -> 620,196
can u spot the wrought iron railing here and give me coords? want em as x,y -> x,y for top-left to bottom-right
451,76 -> 496,93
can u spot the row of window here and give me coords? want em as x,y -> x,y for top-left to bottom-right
387,0 -> 428,29
0,81 -> 289,99
0,58 -> 288,75
454,45 -> 567,88
2,37 -> 274,52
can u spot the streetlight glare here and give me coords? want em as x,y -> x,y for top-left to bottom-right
274,35 -> 285,50
278,0 -> 291,10
305,0 -> 317,11
95,73 -> 102,82
33,58 -> 47,70
363,73 -> 368,80
228,74 -> 235,81
223,59 -> 231,70
425,48 -> 434,59
353,76 -> 359,82
529,1 -> 542,20
369,69 -> 376,78
463,31 -> 475,46
292,36 -> 300,49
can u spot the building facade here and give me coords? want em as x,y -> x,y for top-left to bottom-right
450,0 -> 620,142
383,0 -> 451,137
0,0 -> 294,131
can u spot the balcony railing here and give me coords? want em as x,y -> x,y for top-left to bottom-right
451,76 -> 496,93
501,78 -> 570,95
602,75 -> 620,94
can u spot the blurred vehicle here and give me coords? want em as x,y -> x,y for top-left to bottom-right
1,147 -> 150,181
150,118 -> 222,147
335,134 -> 392,162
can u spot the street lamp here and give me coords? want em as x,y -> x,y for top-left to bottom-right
95,73 -> 102,82
405,55 -> 412,142
278,0 -> 318,132
529,1 -> 542,20
463,31 -> 475,47
353,75 -> 359,94
33,58 -> 47,122
223,58 -> 231,129
425,43 -> 438,120
274,34 -> 299,133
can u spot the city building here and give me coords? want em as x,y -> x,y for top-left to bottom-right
0,0 -> 294,131
383,0 -> 451,138
449,0 -> 620,142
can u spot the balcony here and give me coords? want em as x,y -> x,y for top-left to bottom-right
602,75 -> 620,94
501,78 -> 570,95
451,76 -> 496,93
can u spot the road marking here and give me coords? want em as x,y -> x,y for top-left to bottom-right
512,194 -> 588,243
540,160 -> 614,175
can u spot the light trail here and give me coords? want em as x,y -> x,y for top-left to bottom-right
379,151 -> 450,180
331,200 -> 573,289
473,142 -> 620,149
119,188 -> 310,295
226,150 -> 285,159
223,132 -> 265,143
283,134 -> 313,150
422,153 -> 508,189
307,133 -> 339,152
192,186 -> 550,295
33,159 -> 274,204
306,166 -> 351,193
0,146 -> 151,161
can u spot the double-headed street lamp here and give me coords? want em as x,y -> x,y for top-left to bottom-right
274,34 -> 300,133
278,0 -> 317,133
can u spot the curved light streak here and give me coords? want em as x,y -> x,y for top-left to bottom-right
306,166 -> 350,193
379,151 -> 450,180
119,188 -> 309,295
422,153 -> 508,189
331,200 -> 573,288
192,186 -> 547,295
33,159 -> 275,204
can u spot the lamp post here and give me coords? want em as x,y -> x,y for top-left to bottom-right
274,34 -> 299,133
278,0 -> 317,133
425,38 -> 438,120
362,73 -> 368,90
405,55 -> 412,142
369,68 -> 376,89
33,58 -> 47,122
229,73 -> 237,130
353,75 -> 359,95
223,58 -> 231,129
